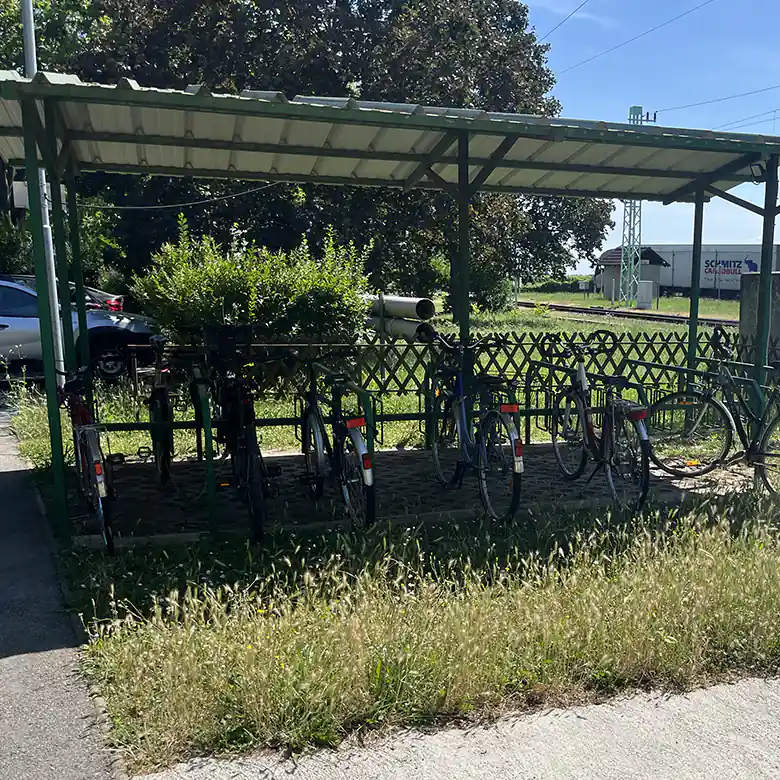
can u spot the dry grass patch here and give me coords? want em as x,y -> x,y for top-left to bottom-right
82,500 -> 780,772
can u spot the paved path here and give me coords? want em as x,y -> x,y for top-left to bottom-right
142,677 -> 780,780
0,416 -> 114,780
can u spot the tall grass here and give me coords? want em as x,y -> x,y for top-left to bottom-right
84,499 -> 780,772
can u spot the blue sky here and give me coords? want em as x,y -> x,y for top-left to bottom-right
526,0 -> 780,271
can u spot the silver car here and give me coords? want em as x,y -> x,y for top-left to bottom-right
0,275 -> 156,379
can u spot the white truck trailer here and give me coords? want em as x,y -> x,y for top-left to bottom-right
653,244 -> 780,298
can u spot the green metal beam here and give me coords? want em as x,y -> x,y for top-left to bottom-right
706,185 -> 765,217
64,130 -> 755,185
45,99 -> 76,372
22,101 -> 58,174
22,99 -> 67,524
424,167 -> 458,198
457,132 -> 471,344
663,153 -> 761,204
686,191 -> 705,376
65,164 -> 90,372
7,79 -> 780,156
402,132 -> 458,191
469,135 -> 518,194
5,158 -> 708,203
754,154 -> 779,387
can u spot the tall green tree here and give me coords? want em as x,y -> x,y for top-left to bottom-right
0,0 -> 613,306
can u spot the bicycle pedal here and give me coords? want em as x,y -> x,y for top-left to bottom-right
216,480 -> 233,492
106,453 -> 125,467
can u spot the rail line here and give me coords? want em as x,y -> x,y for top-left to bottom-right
516,300 -> 737,328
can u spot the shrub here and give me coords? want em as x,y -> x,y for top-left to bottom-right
132,218 -> 371,343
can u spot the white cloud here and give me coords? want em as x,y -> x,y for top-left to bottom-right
530,0 -> 618,30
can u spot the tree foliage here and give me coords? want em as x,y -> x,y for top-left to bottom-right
0,0 -> 614,309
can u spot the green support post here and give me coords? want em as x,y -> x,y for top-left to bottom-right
457,132 -> 471,344
44,100 -> 76,373
22,99 -> 67,523
755,154 -> 779,388
65,166 -> 90,372
686,190 -> 705,377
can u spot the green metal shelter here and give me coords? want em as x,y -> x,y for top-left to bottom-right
1,70 -> 780,521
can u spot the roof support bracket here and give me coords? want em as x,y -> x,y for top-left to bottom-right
663,152 -> 761,204
705,185 -> 766,217
424,168 -> 458,198
469,135 -> 517,195
403,131 -> 458,192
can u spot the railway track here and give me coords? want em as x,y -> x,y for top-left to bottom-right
516,300 -> 737,328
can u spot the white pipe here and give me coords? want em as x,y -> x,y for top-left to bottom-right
366,295 -> 436,321
367,316 -> 436,342
22,0 -> 65,387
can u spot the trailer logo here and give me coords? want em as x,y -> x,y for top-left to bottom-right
704,256 -> 756,275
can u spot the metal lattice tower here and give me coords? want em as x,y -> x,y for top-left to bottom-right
619,106 -> 644,306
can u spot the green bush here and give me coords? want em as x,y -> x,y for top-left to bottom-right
132,218 -> 371,342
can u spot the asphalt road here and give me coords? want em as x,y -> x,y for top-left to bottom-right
0,420 -> 114,780
142,677 -> 780,780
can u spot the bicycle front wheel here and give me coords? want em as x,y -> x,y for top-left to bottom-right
477,410 -> 522,521
551,391 -> 588,480
605,414 -> 650,512
431,389 -> 462,486
340,434 -> 375,528
757,414 -> 780,494
302,406 -> 328,500
646,391 -> 732,477
149,389 -> 173,485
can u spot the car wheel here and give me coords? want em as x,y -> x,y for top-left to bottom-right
94,347 -> 127,382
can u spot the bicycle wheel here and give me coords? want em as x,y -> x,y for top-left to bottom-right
605,413 -> 650,512
431,386 -> 462,486
302,406 -> 328,499
551,391 -> 588,480
477,410 -> 522,521
646,391 -> 732,478
244,426 -> 266,542
149,389 -> 173,485
95,495 -> 115,555
340,434 -> 375,528
757,414 -> 780,494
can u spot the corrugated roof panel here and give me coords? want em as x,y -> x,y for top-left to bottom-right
2,72 -> 780,202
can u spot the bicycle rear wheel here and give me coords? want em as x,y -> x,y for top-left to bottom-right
244,426 -> 266,542
302,406 -> 328,499
605,412 -> 650,512
149,388 -> 173,485
431,387 -> 462,486
551,391 -> 588,480
757,414 -> 780,494
95,495 -> 115,555
646,391 -> 732,477
340,434 -> 375,528
477,410 -> 522,521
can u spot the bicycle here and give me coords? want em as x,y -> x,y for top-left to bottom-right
146,335 -> 174,485
299,356 -> 376,527
58,368 -> 116,553
545,330 -> 651,512
428,333 -> 523,522
203,328 -> 276,542
646,326 -> 780,492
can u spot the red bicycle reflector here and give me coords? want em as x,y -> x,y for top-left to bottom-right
627,408 -> 647,421
94,462 -> 103,476
500,403 -> 519,413
346,417 -> 365,429
514,440 -> 524,458
361,453 -> 373,471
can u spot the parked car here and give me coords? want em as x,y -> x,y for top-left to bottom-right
0,275 -> 156,380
